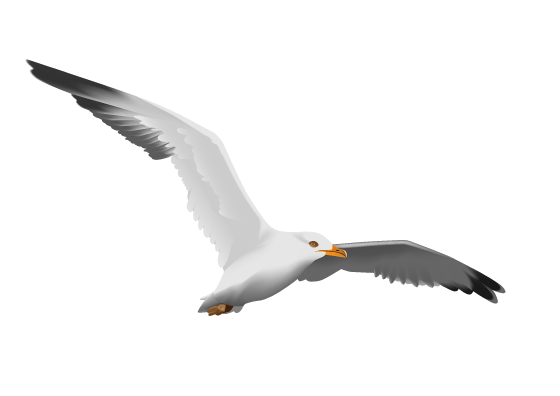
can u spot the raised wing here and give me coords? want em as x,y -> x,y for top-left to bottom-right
28,60 -> 272,269
299,240 -> 505,303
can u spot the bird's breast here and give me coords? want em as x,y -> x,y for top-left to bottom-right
215,254 -> 312,304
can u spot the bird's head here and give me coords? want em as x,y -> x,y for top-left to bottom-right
292,231 -> 347,262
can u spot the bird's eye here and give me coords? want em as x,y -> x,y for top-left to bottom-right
309,241 -> 319,248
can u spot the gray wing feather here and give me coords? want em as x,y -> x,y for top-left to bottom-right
299,240 -> 505,303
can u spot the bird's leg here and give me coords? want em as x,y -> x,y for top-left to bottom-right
207,303 -> 234,316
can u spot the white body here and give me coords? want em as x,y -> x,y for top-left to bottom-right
198,231 -> 326,312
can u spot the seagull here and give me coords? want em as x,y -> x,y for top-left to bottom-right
27,60 -> 505,316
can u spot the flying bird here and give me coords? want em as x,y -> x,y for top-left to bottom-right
27,60 -> 505,316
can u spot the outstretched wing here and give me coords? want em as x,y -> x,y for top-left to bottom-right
28,60 -> 272,269
299,240 -> 505,303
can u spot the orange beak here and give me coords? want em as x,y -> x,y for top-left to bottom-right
317,244 -> 347,258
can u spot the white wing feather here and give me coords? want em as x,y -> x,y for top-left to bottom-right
28,60 -> 272,268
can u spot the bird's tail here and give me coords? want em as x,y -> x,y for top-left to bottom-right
198,293 -> 218,312
200,293 -> 210,300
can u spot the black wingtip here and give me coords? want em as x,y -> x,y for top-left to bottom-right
26,59 -> 122,99
439,266 -> 506,304
27,60 -> 176,161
